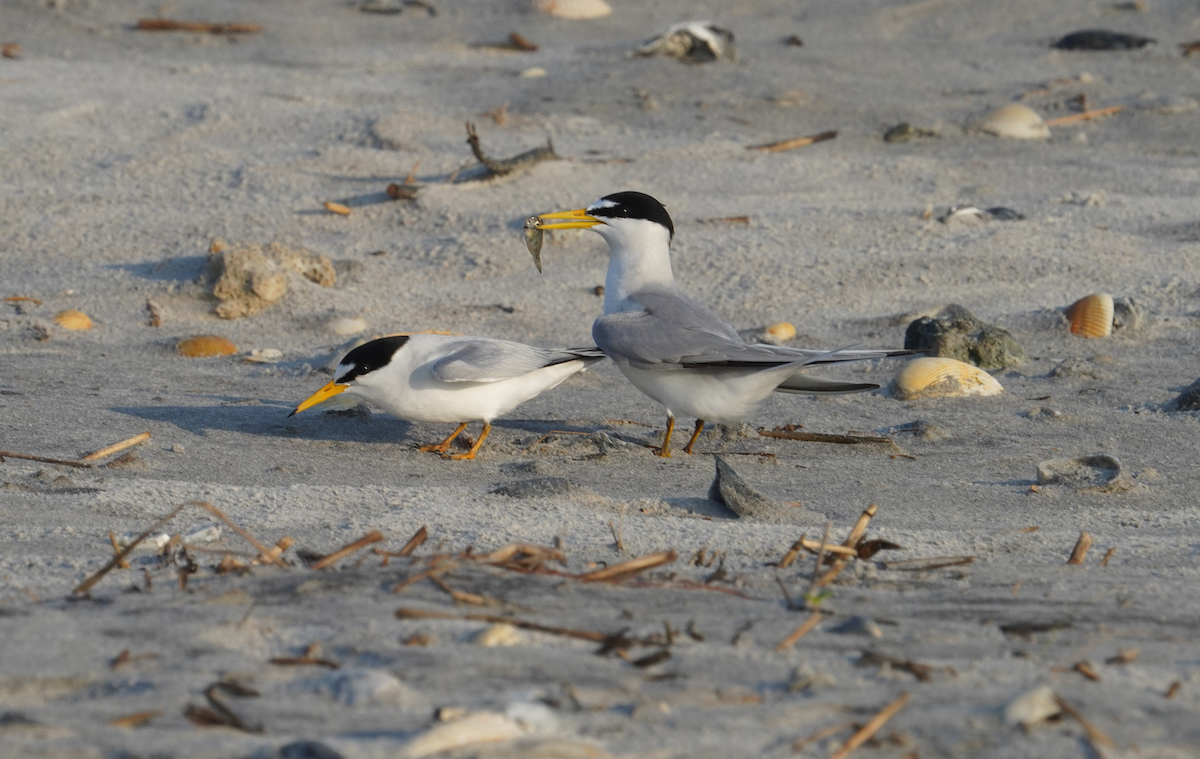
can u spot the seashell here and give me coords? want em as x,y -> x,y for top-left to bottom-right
635,21 -> 737,63
1036,453 -> 1133,493
243,348 -> 283,363
976,104 -> 1050,140
764,322 -> 796,344
891,357 -> 1003,400
177,335 -> 238,358
401,711 -> 524,759
532,0 -> 612,21
328,317 -> 369,336
116,532 -> 172,551
519,66 -> 547,78
1065,293 -> 1113,338
54,309 -> 92,330
476,623 -> 521,647
1004,685 -> 1061,728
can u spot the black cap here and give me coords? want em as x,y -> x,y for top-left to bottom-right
588,191 -> 674,241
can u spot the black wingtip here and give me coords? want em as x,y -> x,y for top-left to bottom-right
287,408 -> 298,418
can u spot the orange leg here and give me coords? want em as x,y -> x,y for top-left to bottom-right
447,422 -> 491,460
418,422 -> 469,454
657,415 -> 675,458
683,419 -> 705,455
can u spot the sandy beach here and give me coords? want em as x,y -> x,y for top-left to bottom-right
2,0 -> 1200,757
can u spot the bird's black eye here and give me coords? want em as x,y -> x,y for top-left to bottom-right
338,335 -> 409,382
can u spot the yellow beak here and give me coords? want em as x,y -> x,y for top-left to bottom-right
289,380 -> 349,417
537,208 -> 602,230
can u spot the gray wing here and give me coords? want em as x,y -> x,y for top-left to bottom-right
593,287 -> 915,370
431,339 -> 605,383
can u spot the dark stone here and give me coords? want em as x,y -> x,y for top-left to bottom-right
279,741 -> 344,759
492,477 -> 577,498
903,304 -> 1025,369
1168,383 -> 1200,412
1053,30 -> 1156,51
986,207 -> 1026,221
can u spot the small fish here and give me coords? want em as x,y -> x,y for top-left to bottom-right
523,216 -> 544,272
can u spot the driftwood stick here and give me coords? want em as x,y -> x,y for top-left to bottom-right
74,504 -> 187,595
774,612 -> 823,652
1067,532 -> 1093,565
191,501 -> 287,568
577,550 -> 676,582
747,129 -> 838,153
136,19 -> 262,34
81,432 -> 151,462
758,429 -> 893,446
312,531 -> 385,570
0,451 -> 93,468
1044,105 -> 1123,127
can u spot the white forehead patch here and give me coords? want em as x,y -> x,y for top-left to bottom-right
587,199 -> 618,212
335,362 -> 357,381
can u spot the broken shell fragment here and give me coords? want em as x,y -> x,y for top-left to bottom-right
890,357 -> 1003,400
764,322 -> 796,344
532,0 -> 612,20
177,335 -> 238,358
1005,685 -> 1061,728
976,104 -> 1050,140
401,711 -> 524,759
635,21 -> 737,63
476,623 -> 521,647
1036,453 -> 1134,493
329,317 -> 369,336
1065,293 -> 1114,338
243,348 -> 283,363
523,216 -> 544,273
54,309 -> 93,330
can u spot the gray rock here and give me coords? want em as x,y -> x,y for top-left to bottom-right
493,477 -> 577,499
707,456 -> 797,523
1050,357 -> 1105,380
1165,380 -> 1200,412
903,304 -> 1025,369
280,741 -> 344,759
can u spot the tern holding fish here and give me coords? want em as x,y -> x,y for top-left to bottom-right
291,333 -> 605,460
530,191 -> 918,457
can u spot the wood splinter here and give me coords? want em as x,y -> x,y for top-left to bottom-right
577,550 -> 675,582
136,19 -> 263,34
829,692 -> 911,759
1067,531 -> 1092,565
774,611 -> 823,652
312,531 -> 385,570
747,129 -> 837,153
81,431 -> 151,462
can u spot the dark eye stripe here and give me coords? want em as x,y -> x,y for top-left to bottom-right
338,335 -> 410,382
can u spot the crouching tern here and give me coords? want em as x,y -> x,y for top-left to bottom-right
291,333 -> 605,460
532,191 -> 917,457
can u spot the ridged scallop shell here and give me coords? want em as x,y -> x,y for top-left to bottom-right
891,357 -> 1003,400
532,0 -> 612,20
977,104 -> 1050,140
54,309 -> 92,330
765,321 -> 796,343
1065,293 -> 1113,338
329,317 -> 369,336
177,335 -> 238,358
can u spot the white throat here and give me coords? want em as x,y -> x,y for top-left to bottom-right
593,219 -> 676,314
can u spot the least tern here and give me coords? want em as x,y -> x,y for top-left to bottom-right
534,191 -> 917,457
291,333 -> 605,460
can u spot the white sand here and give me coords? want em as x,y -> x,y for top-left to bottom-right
2,1 -> 1199,756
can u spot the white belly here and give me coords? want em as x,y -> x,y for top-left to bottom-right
354,360 -> 587,424
618,365 -> 785,422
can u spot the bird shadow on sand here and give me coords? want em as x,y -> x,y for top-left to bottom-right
110,400 -> 605,447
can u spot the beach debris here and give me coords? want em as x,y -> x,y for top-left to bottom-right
109,710 -> 161,729
519,67 -> 547,78
758,426 -> 895,446
578,550 -> 676,582
635,21 -> 737,62
881,556 -> 973,571
177,335 -> 238,358
80,431 -> 151,462
1165,681 -> 1182,698
707,455 -> 798,522
1054,30 -> 1155,50
1054,694 -> 1116,750
243,348 -> 283,363
328,316 -> 368,336
1065,293 -> 1113,338
1166,379 -> 1200,412
1036,453 -> 1133,493
975,104 -> 1050,140
1072,660 -> 1101,681
890,357 -> 1003,400
492,477 -> 578,498
524,216 -> 544,272
271,642 -> 340,670
939,205 -> 1025,223
784,34 -> 803,46
883,122 -> 936,143
1112,295 -> 1145,331
145,299 -> 163,327
359,0 -> 438,15
53,309 -> 92,330
476,623 -> 522,647
184,681 -> 262,732
1067,531 -> 1093,564
737,321 -> 796,346
1182,40 -> 1200,57
532,0 -> 611,21
207,239 -> 336,319
507,32 -> 538,52
1005,685 -> 1060,728
136,19 -> 263,34
1044,104 -> 1124,126
312,531 -> 385,570
402,711 -> 524,759
305,669 -> 424,708
1050,357 -> 1105,380
856,651 -> 945,682
883,420 -> 948,441
775,612 -> 823,652
1,43 -> 21,59
748,129 -> 837,153
464,122 -> 558,179
323,201 -> 352,216
279,741 -> 344,759
828,616 -> 883,638
904,304 -> 1025,369
828,692 -> 910,759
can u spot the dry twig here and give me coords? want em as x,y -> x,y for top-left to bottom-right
312,531 -> 385,570
136,19 -> 262,34
75,504 -> 186,595
1067,532 -> 1092,565
0,450 -> 93,468
1053,693 -> 1115,750
578,550 -> 675,582
192,501 -> 287,568
1044,105 -> 1123,127
759,428 -> 893,446
748,129 -> 838,153
110,710 -> 162,728
829,692 -> 911,759
774,612 -> 823,652
81,432 -> 151,462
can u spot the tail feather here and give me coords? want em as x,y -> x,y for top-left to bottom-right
774,376 -> 880,395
